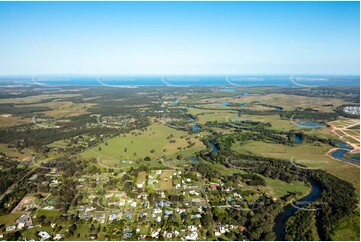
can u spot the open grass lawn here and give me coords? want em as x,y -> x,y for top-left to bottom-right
186,108 -> 238,124
49,139 -> 69,148
158,170 -> 173,190
80,122 -> 205,162
21,228 -> 37,239
331,211 -> 360,241
0,212 -> 24,226
259,175 -> 311,199
200,159 -> 246,177
136,171 -> 147,183
36,209 -> 63,217
232,141 -> 360,198
239,114 -> 305,131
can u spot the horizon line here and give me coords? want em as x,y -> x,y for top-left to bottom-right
0,73 -> 360,77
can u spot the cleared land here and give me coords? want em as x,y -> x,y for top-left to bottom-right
80,122 -> 205,163
0,114 -> 32,128
260,175 -> 311,199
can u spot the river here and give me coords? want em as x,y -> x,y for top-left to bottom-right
209,139 -> 219,153
330,140 -> 360,166
273,180 -> 322,240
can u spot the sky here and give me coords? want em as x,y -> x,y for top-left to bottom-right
0,1 -> 359,75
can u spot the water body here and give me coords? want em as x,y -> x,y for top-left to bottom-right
330,149 -> 360,165
191,125 -> 201,131
297,122 -> 323,128
187,115 -> 197,122
179,108 -> 186,113
188,156 -> 201,164
221,88 -> 237,92
37,87 -> 62,91
273,181 -> 322,241
329,140 -> 359,165
209,139 -> 220,153
294,135 -> 302,144
276,107 -> 283,111
3,75 -> 359,87
335,140 -> 353,150
221,102 -> 230,106
239,103 -> 249,107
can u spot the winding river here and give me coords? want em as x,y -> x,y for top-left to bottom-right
273,180 -> 322,240
330,141 -> 360,166
208,138 -> 323,240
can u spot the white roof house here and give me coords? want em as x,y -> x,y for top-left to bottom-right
39,231 -> 51,240
151,228 -> 161,238
185,232 -> 198,241
53,234 -> 64,241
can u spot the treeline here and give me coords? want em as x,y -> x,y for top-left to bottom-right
280,108 -> 338,122
0,166 -> 28,194
205,120 -> 272,130
0,104 -> 51,117
0,168 -> 37,215
0,125 -> 119,149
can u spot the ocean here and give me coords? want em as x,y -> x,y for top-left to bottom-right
0,75 -> 359,87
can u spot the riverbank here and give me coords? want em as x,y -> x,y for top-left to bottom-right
326,148 -> 360,168
273,180 -> 322,241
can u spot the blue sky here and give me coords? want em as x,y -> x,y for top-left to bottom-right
0,1 -> 359,75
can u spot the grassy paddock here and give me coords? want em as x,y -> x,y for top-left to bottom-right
0,212 -> 25,226
331,211 -> 360,241
260,175 -> 311,199
80,122 -> 205,162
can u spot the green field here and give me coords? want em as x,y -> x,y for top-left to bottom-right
260,175 -> 311,199
331,211 -> 360,241
80,122 -> 205,163
36,209 -> 64,217
0,212 -> 25,226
